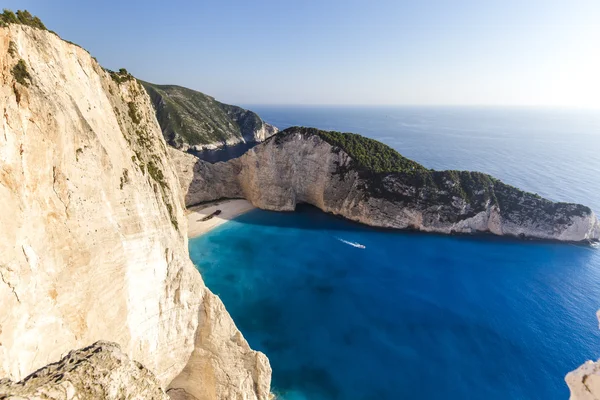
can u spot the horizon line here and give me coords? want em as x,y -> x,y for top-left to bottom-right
238,103 -> 600,111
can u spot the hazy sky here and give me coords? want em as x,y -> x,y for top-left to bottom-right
6,0 -> 600,108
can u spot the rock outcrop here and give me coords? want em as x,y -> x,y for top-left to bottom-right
142,81 -> 278,151
0,22 -> 270,399
566,311 -> 600,400
0,341 -> 169,400
171,127 -> 600,243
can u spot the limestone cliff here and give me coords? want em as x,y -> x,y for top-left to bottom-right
0,22 -> 270,399
142,81 -> 278,151
566,311 -> 600,400
171,127 -> 600,243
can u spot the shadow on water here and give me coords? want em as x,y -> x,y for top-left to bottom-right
231,204 -> 598,248
188,141 -> 257,163
234,204 -> 368,233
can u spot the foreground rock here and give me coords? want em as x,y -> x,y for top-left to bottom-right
170,127 -> 599,242
142,81 -> 278,151
0,341 -> 169,399
568,362 -> 600,400
0,22 -> 270,399
566,311 -> 600,400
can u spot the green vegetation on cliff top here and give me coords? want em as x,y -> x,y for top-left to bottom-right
141,81 -> 268,148
1,9 -> 92,54
285,127 -> 427,174
108,68 -> 135,84
0,9 -> 46,30
279,127 -> 591,217
278,127 -> 497,198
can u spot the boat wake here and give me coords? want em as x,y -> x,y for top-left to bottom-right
336,238 -> 366,249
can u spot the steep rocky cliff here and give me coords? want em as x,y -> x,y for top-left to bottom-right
0,21 -> 270,399
171,127 -> 600,242
566,311 -> 600,400
142,81 -> 278,151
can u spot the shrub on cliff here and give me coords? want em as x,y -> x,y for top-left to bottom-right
1,9 -> 95,56
0,9 -> 18,25
16,10 -> 46,29
128,102 -> 141,124
12,59 -> 31,86
1,9 -> 46,30
108,68 -> 135,84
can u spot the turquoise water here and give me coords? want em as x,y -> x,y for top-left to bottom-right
189,107 -> 600,399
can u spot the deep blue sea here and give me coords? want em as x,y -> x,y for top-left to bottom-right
189,107 -> 600,399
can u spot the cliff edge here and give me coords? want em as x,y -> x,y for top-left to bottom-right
170,127 -> 599,243
0,20 -> 270,399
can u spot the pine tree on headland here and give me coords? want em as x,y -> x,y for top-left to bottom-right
1,9 -> 47,30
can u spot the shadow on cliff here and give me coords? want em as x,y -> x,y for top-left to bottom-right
189,142 -> 257,163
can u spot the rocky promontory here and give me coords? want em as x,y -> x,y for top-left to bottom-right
171,126 -> 600,243
142,81 -> 278,151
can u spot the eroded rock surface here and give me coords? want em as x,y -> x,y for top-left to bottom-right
0,341 -> 169,400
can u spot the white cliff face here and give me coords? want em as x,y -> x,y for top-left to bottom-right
167,292 -> 272,400
168,147 -> 243,206
171,130 -> 600,243
251,121 -> 278,143
566,311 -> 600,400
0,25 -> 270,399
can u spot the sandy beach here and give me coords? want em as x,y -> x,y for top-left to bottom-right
187,199 -> 256,238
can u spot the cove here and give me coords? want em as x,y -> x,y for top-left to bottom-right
189,205 -> 600,400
